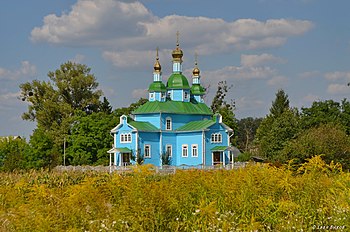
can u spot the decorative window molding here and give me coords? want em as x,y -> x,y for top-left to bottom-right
182,144 -> 188,157
120,133 -> 132,143
166,144 -> 172,157
211,133 -> 222,143
166,117 -> 172,131
144,144 -> 151,158
192,144 -> 198,157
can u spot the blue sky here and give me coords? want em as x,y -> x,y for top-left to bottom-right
1,0 -> 350,138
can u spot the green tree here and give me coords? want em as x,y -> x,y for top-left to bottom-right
255,90 -> 301,161
210,81 -> 237,141
281,124 -> 350,169
0,137 -> 29,171
270,89 -> 289,117
66,111 -> 119,165
20,62 -> 103,145
236,117 -> 262,152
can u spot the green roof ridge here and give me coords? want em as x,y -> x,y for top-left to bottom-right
176,119 -> 215,131
128,120 -> 159,132
166,73 -> 190,89
148,81 -> 166,92
132,101 -> 212,115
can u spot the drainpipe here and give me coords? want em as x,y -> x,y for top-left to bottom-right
229,131 -> 234,169
202,130 -> 205,167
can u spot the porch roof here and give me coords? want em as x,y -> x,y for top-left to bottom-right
107,147 -> 131,153
211,146 -> 228,151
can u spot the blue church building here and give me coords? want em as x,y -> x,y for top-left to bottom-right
109,40 -> 233,167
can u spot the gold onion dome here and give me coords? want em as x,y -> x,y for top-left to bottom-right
154,48 -> 161,72
172,31 -> 183,61
192,62 -> 200,76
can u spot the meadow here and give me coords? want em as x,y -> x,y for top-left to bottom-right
0,156 -> 349,231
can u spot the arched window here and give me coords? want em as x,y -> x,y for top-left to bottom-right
166,117 -> 172,130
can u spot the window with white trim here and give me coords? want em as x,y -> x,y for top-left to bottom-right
149,93 -> 155,99
120,133 -> 132,143
192,144 -> 198,157
184,91 -> 189,100
211,133 -> 222,143
144,144 -> 151,158
166,144 -> 172,157
182,144 -> 188,157
166,117 -> 172,130
161,92 -> 165,99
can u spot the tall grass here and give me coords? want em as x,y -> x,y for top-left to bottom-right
0,156 -> 349,231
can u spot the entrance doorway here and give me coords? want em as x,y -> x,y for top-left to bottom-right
213,152 -> 222,165
122,153 -> 131,166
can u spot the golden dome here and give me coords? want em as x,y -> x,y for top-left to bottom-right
154,47 -> 161,72
172,31 -> 183,62
192,53 -> 200,76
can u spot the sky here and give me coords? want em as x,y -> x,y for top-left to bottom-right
1,0 -> 350,138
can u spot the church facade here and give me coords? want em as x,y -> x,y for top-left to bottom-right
109,40 -> 233,167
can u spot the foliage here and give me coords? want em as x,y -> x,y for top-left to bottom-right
210,81 -> 237,143
66,111 -> 119,166
0,137 -> 29,172
281,123 -> 350,169
301,99 -> 350,134
269,89 -> 290,117
256,108 -> 301,161
19,61 -> 104,150
161,151 -> 172,165
0,157 -> 349,231
236,117 -> 262,152
236,152 -> 252,162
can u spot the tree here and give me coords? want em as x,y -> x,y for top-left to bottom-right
66,111 -> 119,165
281,124 -> 350,170
255,89 -> 301,161
0,137 -> 29,171
255,109 -> 301,161
210,81 -> 237,141
269,89 -> 289,117
236,117 -> 262,152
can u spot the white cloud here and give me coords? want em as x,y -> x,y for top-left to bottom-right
302,94 -> 319,103
236,96 -> 265,111
132,88 -> 148,99
327,83 -> 350,95
204,65 -> 277,83
267,75 -> 288,86
324,71 -> 350,81
70,54 -> 85,64
0,91 -> 22,110
241,53 -> 285,67
0,61 -> 37,81
31,0 -> 313,54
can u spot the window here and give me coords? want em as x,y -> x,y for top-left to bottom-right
182,145 -> 188,157
120,133 -> 132,143
192,144 -> 198,157
211,133 -> 222,143
144,145 -> 151,158
184,91 -> 189,100
161,92 -> 165,99
149,93 -> 154,99
166,144 -> 172,157
167,91 -> 171,99
166,117 -> 172,130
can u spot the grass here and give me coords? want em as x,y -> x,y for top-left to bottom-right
0,156 -> 349,231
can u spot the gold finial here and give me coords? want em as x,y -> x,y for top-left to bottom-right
192,52 -> 200,76
172,31 -> 183,61
154,47 -> 161,72
176,31 -> 180,46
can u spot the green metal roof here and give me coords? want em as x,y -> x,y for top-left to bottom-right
116,147 -> 132,153
176,120 -> 215,131
191,84 -> 205,95
211,146 -> 228,151
148,81 -> 166,92
133,101 -> 212,115
129,120 -> 159,132
166,73 -> 190,89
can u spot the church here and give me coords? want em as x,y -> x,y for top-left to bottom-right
109,39 -> 233,167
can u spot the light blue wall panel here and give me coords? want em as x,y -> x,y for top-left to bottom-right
139,132 -> 160,166
176,132 -> 203,166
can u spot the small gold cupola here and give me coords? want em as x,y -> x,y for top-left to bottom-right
192,52 -> 200,76
154,47 -> 161,73
172,31 -> 183,62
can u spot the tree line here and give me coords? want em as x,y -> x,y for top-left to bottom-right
0,62 -> 349,171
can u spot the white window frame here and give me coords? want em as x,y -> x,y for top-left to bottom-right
144,144 -> 151,158
161,92 -> 165,99
120,133 -> 132,143
166,117 -> 172,131
149,92 -> 155,100
184,91 -> 189,100
166,144 -> 172,157
182,144 -> 188,157
211,133 -> 222,143
192,144 -> 198,157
